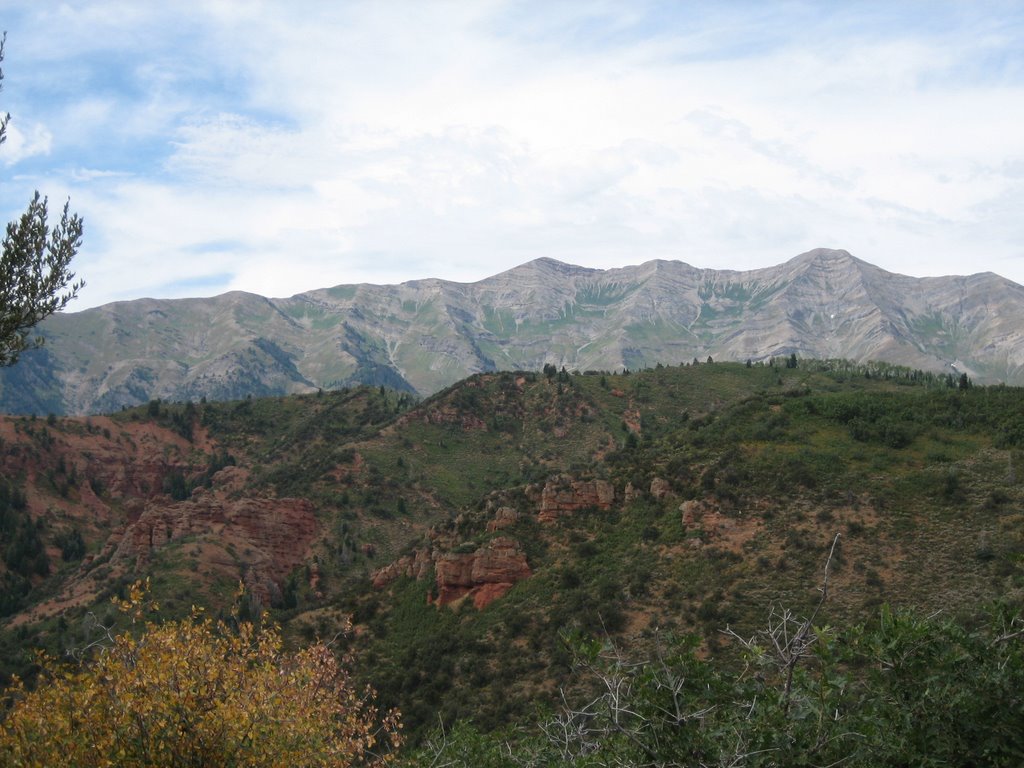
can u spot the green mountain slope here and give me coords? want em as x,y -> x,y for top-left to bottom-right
0,361 -> 1022,745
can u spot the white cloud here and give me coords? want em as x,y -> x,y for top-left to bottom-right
0,119 -> 52,165
2,1 -> 1022,309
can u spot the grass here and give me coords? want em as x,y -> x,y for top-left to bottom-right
2,360 -> 1023,744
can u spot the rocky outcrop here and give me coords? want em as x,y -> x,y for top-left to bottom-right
0,413 -> 327,623
680,498 -> 725,528
0,415 -> 206,506
535,475 -> 615,523
486,506 -> 520,531
679,497 -> 762,550
110,493 -> 318,604
434,537 -> 531,608
371,536 -> 531,610
371,547 -> 434,588
624,482 -> 641,504
650,477 -> 672,500
624,477 -> 672,503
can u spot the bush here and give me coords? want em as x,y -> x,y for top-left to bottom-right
408,605 -> 1024,767
0,581 -> 401,767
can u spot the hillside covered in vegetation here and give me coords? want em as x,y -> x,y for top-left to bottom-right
1,360 -> 1022,763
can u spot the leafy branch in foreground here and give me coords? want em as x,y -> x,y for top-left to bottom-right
0,32 -> 84,366
0,580 -> 401,767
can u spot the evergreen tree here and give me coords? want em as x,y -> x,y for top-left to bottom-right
0,33 -> 84,366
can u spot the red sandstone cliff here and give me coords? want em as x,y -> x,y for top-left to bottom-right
372,536 -> 531,610
109,492 -> 318,604
0,414 -> 320,622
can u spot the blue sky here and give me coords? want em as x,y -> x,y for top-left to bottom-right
2,1 -> 1023,309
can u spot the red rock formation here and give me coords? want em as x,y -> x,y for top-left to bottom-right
433,552 -> 474,599
679,497 -> 760,550
110,494 -> 318,604
372,537 -> 531,610
0,415 -> 204,507
537,475 -> 615,522
0,414 -> 327,622
680,498 -> 711,528
435,536 -> 531,608
624,482 -> 641,503
650,477 -> 672,500
371,547 -> 434,588
471,582 -> 516,610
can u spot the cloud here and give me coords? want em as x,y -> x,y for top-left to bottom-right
0,119 -> 52,165
156,272 -> 235,295
2,0 -> 1023,310
69,168 -> 132,183
166,114 -> 307,188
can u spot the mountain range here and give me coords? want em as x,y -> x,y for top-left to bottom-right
2,247 -> 1022,415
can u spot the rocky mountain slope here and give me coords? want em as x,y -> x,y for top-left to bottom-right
1,248 -> 1022,415
1,363 -> 1022,737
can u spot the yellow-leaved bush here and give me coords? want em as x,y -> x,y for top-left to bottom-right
0,582 -> 400,767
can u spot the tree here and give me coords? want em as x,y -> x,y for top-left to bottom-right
410,608 -> 1024,768
407,537 -> 1024,767
0,581 -> 401,767
0,32 -> 84,366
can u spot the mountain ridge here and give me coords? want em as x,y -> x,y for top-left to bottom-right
2,248 -> 1022,414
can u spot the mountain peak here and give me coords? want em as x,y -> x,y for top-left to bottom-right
4,249 -> 1023,415
780,249 -> 883,285
524,257 -> 596,275
790,248 -> 859,267
490,257 -> 600,283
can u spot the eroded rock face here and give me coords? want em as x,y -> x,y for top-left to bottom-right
370,547 -> 434,589
486,506 -> 519,532
624,482 -> 641,504
680,498 -> 713,528
371,536 -> 531,610
111,494 -> 318,604
679,497 -> 762,551
436,536 -> 531,608
536,475 -> 615,523
0,415 -> 327,623
0,415 -> 205,508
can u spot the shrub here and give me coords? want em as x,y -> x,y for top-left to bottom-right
0,581 -> 401,767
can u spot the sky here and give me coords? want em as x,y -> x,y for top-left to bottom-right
1,1 -> 1023,310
